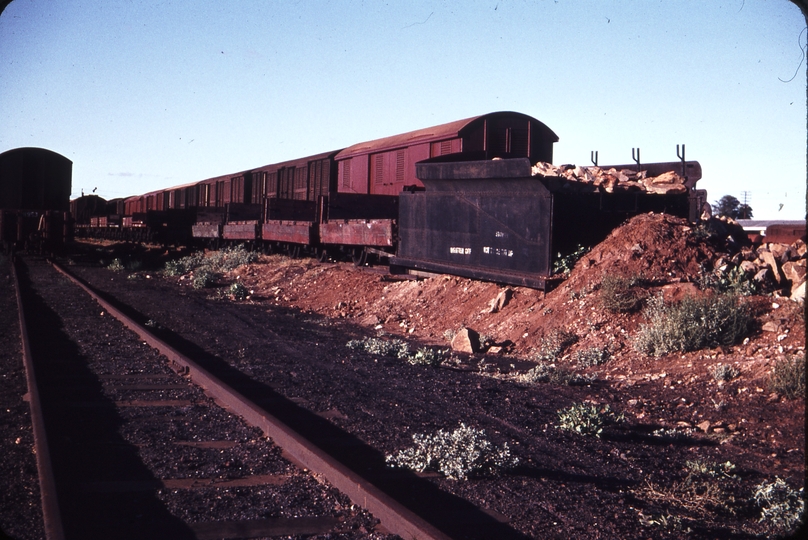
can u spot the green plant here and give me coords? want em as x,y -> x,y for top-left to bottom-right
205,244 -> 258,273
767,356 -> 805,400
574,346 -> 610,368
752,477 -> 805,535
192,269 -> 214,289
164,257 -> 194,276
599,274 -> 648,313
163,245 -> 257,277
229,282 -> 248,300
407,347 -> 446,366
533,329 -> 578,362
515,363 -> 594,386
633,293 -> 752,356
107,258 -> 125,271
385,423 -> 518,480
652,427 -> 693,441
710,363 -> 740,382
346,337 -> 410,359
685,459 -> 737,480
553,244 -> 589,276
556,402 -> 620,437
701,265 -> 759,296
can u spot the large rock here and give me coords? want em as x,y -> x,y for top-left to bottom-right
790,281 -> 805,303
782,260 -> 806,285
768,243 -> 790,264
758,249 -> 783,283
488,288 -> 513,313
451,327 -> 481,354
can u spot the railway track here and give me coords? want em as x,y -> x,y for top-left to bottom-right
12,255 -> 446,539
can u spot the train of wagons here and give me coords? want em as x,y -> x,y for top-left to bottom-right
4,112 -> 706,289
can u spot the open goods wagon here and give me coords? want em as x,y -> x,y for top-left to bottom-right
392,156 -> 705,289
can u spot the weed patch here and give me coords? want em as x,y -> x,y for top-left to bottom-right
633,293 -> 752,356
533,329 -> 578,362
556,402 -> 622,437
553,245 -> 589,276
599,274 -> 648,313
347,337 -> 410,359
767,356 -> 805,400
385,423 -> 518,480
710,363 -> 740,382
574,346 -> 610,368
229,282 -> 248,300
752,477 -> 805,536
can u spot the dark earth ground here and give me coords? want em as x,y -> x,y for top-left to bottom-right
1,212 -> 805,539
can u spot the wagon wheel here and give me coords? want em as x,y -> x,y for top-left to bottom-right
351,248 -> 367,267
316,247 -> 329,263
289,245 -> 302,259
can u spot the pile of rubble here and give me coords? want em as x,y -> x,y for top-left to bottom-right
713,234 -> 807,302
531,162 -> 688,195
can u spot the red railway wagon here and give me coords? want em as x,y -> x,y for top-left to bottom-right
335,111 -> 558,196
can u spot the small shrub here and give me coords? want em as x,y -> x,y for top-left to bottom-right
652,427 -> 694,442
164,258 -> 191,276
701,265 -> 759,296
407,347 -> 446,366
192,270 -> 214,290
515,364 -> 594,386
633,293 -> 752,356
685,459 -> 737,480
107,258 -> 125,272
710,363 -> 740,382
205,244 -> 258,273
533,329 -> 578,362
515,363 -> 554,384
767,356 -> 805,400
752,477 -> 805,535
599,274 -> 648,313
229,282 -> 248,301
346,337 -> 410,359
553,244 -> 589,276
557,402 -> 620,437
385,423 -> 518,480
575,346 -> 611,368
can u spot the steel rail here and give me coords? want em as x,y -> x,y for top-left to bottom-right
12,256 -> 66,540
48,259 -> 451,540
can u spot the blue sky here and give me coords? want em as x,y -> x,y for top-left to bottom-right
1,0 -> 805,219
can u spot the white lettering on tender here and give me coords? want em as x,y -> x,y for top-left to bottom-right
483,247 -> 514,257
449,247 -> 472,255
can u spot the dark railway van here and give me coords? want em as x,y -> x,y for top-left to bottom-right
393,157 -> 704,289
0,147 -> 72,251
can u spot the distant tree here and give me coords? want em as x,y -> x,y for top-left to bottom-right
712,195 -> 753,219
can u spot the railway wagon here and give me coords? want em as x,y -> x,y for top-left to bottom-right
0,147 -> 72,251
392,155 -> 704,289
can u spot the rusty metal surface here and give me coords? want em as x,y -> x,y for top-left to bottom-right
222,223 -> 259,240
319,220 -> 394,247
12,257 -> 65,540
191,223 -> 221,239
261,221 -> 315,245
47,260 -> 452,540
